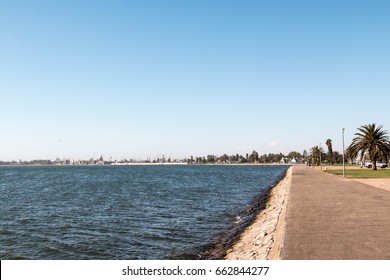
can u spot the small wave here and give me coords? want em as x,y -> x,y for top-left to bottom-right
42,247 -> 60,254
0,230 -> 14,235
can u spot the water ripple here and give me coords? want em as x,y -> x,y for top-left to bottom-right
0,165 -> 287,259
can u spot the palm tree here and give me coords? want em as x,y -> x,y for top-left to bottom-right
348,123 -> 390,170
309,146 -> 321,166
325,139 -> 333,165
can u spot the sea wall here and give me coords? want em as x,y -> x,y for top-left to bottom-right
224,166 -> 292,260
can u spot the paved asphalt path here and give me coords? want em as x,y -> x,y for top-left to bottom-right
281,165 -> 390,259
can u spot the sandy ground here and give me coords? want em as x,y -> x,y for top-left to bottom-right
224,166 -> 292,260
352,178 -> 390,192
224,165 -> 390,260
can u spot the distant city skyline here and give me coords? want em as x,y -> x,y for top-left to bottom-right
1,1 -> 389,161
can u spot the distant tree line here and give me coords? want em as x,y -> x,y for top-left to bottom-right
306,140 -> 344,166
187,150 -> 307,164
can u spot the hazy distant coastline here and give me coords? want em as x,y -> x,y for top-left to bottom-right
0,161 -> 293,167
0,150 -> 304,166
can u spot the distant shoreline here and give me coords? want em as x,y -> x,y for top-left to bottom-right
0,163 -> 294,167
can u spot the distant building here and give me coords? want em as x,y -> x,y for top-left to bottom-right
280,157 -> 298,164
280,157 -> 289,164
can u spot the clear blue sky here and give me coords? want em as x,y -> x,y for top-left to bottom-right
1,0 -> 389,161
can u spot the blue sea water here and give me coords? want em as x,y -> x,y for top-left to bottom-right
0,165 -> 288,260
